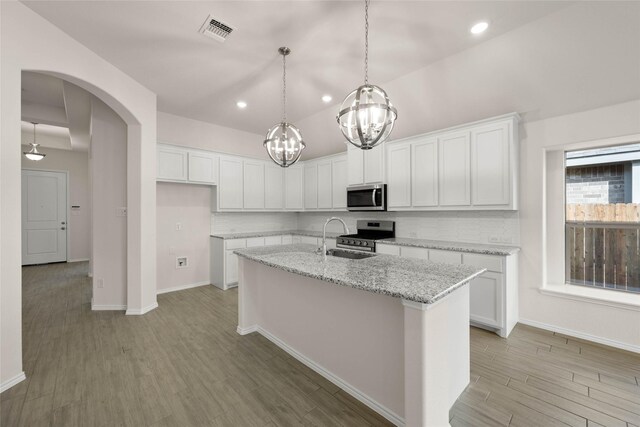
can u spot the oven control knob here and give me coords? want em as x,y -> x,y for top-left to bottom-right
356,241 -> 362,245
349,240 -> 355,244
363,241 -> 368,246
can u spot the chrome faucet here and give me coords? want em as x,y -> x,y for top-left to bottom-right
321,217 -> 350,261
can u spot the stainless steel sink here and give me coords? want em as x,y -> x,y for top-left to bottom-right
326,249 -> 377,260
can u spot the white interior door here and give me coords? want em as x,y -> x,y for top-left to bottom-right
22,170 -> 67,265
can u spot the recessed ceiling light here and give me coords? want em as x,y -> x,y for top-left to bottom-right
322,95 -> 332,103
236,101 -> 247,109
470,21 -> 489,35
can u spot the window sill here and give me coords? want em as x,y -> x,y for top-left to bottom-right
540,284 -> 640,311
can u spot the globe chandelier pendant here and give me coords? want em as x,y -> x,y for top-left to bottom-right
23,122 -> 46,161
337,0 -> 397,150
264,47 -> 306,168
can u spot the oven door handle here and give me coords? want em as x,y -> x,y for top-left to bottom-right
371,189 -> 377,207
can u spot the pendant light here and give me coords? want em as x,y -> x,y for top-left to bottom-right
264,47 -> 305,168
337,0 -> 397,150
23,122 -> 46,161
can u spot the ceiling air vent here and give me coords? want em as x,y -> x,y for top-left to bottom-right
199,15 -> 235,42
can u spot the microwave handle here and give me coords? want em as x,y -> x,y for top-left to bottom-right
372,189 -> 377,206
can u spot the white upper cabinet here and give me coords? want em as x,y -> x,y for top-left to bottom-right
285,165 -> 304,210
157,145 -> 188,182
264,164 -> 284,210
317,161 -> 332,209
348,143 -> 385,185
412,139 -> 438,207
304,163 -> 318,209
387,143 -> 411,208
438,131 -> 471,206
218,156 -> 243,209
332,156 -> 348,209
471,122 -> 511,207
243,160 -> 265,209
188,151 -> 217,184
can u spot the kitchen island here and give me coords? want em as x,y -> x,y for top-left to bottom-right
235,244 -> 485,427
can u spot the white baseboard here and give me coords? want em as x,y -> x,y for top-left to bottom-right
0,372 -> 26,393
518,318 -> 640,354
246,325 -> 404,426
126,301 -> 158,315
68,258 -> 89,263
91,298 -> 126,311
236,325 -> 258,335
157,280 -> 210,295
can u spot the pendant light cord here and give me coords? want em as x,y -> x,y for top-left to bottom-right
32,122 -> 37,146
282,53 -> 287,123
364,0 -> 369,85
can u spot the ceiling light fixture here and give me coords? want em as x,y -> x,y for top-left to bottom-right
470,21 -> 489,35
236,101 -> 247,109
23,122 -> 46,161
322,95 -> 332,103
337,0 -> 397,150
263,47 -> 305,168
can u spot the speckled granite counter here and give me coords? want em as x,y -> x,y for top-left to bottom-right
211,230 -> 341,239
234,244 -> 484,304
379,238 -> 519,256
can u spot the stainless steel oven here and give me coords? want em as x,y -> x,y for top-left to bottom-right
347,184 -> 387,211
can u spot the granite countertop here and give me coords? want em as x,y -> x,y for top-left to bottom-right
234,244 -> 485,304
379,238 -> 520,256
211,230 -> 341,239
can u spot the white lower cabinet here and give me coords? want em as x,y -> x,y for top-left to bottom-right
374,242 -> 518,337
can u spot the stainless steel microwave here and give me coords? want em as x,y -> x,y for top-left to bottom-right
347,184 -> 387,211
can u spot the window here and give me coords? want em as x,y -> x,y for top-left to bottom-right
565,144 -> 640,293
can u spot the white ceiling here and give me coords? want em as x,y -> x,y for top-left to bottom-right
21,1 -> 640,159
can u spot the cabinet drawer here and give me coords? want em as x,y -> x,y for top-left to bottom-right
246,237 -> 265,247
225,239 -> 246,250
264,236 -> 282,246
463,253 -> 503,273
376,244 -> 400,256
400,246 -> 429,260
429,249 -> 461,265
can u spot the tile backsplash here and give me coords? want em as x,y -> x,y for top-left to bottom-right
297,211 -> 520,245
212,210 -> 519,245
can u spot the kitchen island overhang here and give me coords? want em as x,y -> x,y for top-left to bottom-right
235,244 -> 485,427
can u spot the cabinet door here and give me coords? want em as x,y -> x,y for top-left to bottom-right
347,145 -> 364,186
157,146 -> 187,181
317,161 -> 332,209
264,164 -> 284,210
243,161 -> 265,209
387,144 -> 411,208
469,272 -> 503,328
188,151 -> 217,184
364,143 -> 384,184
471,123 -> 510,206
332,157 -> 348,209
438,132 -> 470,206
285,165 -> 304,210
225,250 -> 239,285
411,139 -> 438,207
304,164 -> 318,209
219,157 -> 243,209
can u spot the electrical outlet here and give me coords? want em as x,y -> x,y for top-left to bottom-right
176,256 -> 188,269
409,231 -> 418,238
176,222 -> 182,231
499,236 -> 513,244
488,236 -> 500,243
97,278 -> 104,288
116,207 -> 127,217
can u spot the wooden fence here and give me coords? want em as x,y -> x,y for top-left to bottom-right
566,221 -> 640,293
566,203 -> 640,222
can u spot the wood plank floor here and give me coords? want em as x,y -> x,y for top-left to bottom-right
1,262 -> 639,426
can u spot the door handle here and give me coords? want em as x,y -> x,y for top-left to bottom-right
61,227 -> 66,230
61,221 -> 66,225
372,189 -> 377,207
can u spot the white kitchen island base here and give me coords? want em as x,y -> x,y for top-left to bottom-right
237,257 -> 471,427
